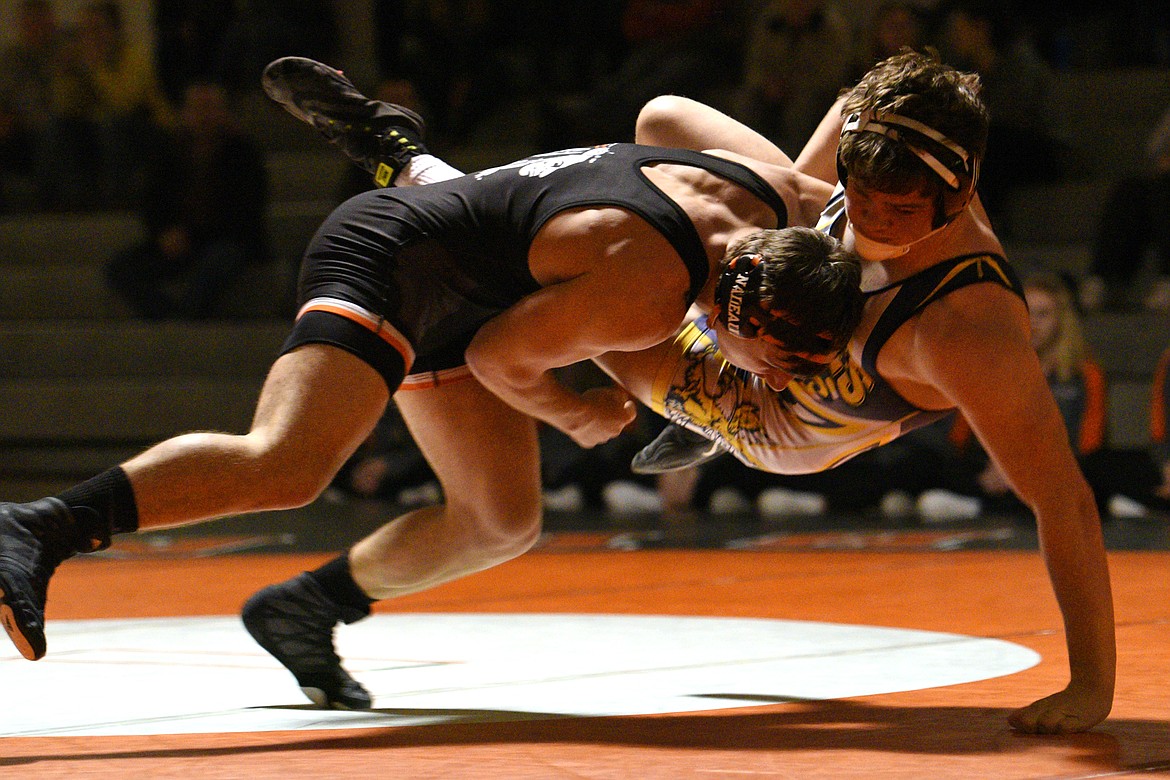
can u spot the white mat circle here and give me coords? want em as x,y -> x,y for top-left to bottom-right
1,613 -> 1039,736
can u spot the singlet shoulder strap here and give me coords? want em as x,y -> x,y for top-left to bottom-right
622,145 -> 790,302
634,145 -> 790,229
815,184 -> 848,238
861,253 -> 1024,376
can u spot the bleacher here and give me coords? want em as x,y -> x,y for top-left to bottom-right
1002,67 -> 1170,448
0,92 -> 348,500
1,68 -> 1168,502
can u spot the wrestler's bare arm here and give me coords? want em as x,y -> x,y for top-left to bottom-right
792,97 -> 847,185
637,95 -> 794,165
465,248 -> 688,449
636,93 -> 847,187
635,100 -> 833,227
592,340 -> 679,406
912,290 -> 1116,734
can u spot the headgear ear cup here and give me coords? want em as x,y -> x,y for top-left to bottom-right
838,111 -> 979,224
713,253 -> 764,338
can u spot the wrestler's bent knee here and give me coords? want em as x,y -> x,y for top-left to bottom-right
245,443 -> 340,509
466,502 -> 543,559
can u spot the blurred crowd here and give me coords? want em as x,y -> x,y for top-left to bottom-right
2,0 -> 1169,523
3,0 -> 1169,212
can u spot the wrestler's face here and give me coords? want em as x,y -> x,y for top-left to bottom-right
711,320 -> 834,391
843,181 -> 936,250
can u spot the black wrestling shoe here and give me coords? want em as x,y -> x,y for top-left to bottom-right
630,423 -> 726,474
242,572 -> 373,709
0,498 -> 97,661
262,56 -> 427,186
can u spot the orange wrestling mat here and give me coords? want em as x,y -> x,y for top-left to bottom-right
1,545 -> 1167,779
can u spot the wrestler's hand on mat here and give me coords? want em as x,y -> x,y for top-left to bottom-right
1008,683 -> 1112,734
564,386 -> 637,449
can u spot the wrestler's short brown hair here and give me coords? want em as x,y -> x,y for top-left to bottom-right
717,227 -> 863,360
838,49 -> 988,198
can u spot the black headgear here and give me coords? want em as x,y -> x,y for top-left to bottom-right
837,110 -> 979,225
713,252 -> 768,338
712,252 -> 820,348
712,239 -> 861,358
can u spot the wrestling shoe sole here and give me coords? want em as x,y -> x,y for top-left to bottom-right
0,571 -> 42,660
261,57 -> 425,138
630,433 -> 726,474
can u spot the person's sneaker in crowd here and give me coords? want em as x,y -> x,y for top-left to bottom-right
708,486 -> 752,515
261,56 -> 427,185
630,423 -> 726,474
756,487 -> 827,518
1106,494 -> 1148,519
602,481 -> 663,514
916,489 -> 981,523
396,481 -> 442,507
242,573 -> 373,709
879,490 -> 916,520
0,498 -> 95,661
543,484 -> 585,512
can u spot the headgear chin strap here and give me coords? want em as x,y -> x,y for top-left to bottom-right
838,110 -> 979,224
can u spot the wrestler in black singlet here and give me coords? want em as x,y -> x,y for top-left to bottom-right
281,143 -> 788,389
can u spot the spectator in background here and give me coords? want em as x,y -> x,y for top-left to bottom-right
0,0 -> 62,210
153,0 -> 238,105
1024,0 -> 1170,69
514,1 -> 629,151
1070,342 -> 1170,520
389,0 -> 508,147
734,0 -> 854,156
850,1 -> 926,80
105,81 -> 268,319
939,0 -> 1062,236
214,0 -> 338,93
542,0 -> 740,148
1079,105 -> 1170,313
1149,347 -> 1170,506
46,0 -> 177,208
